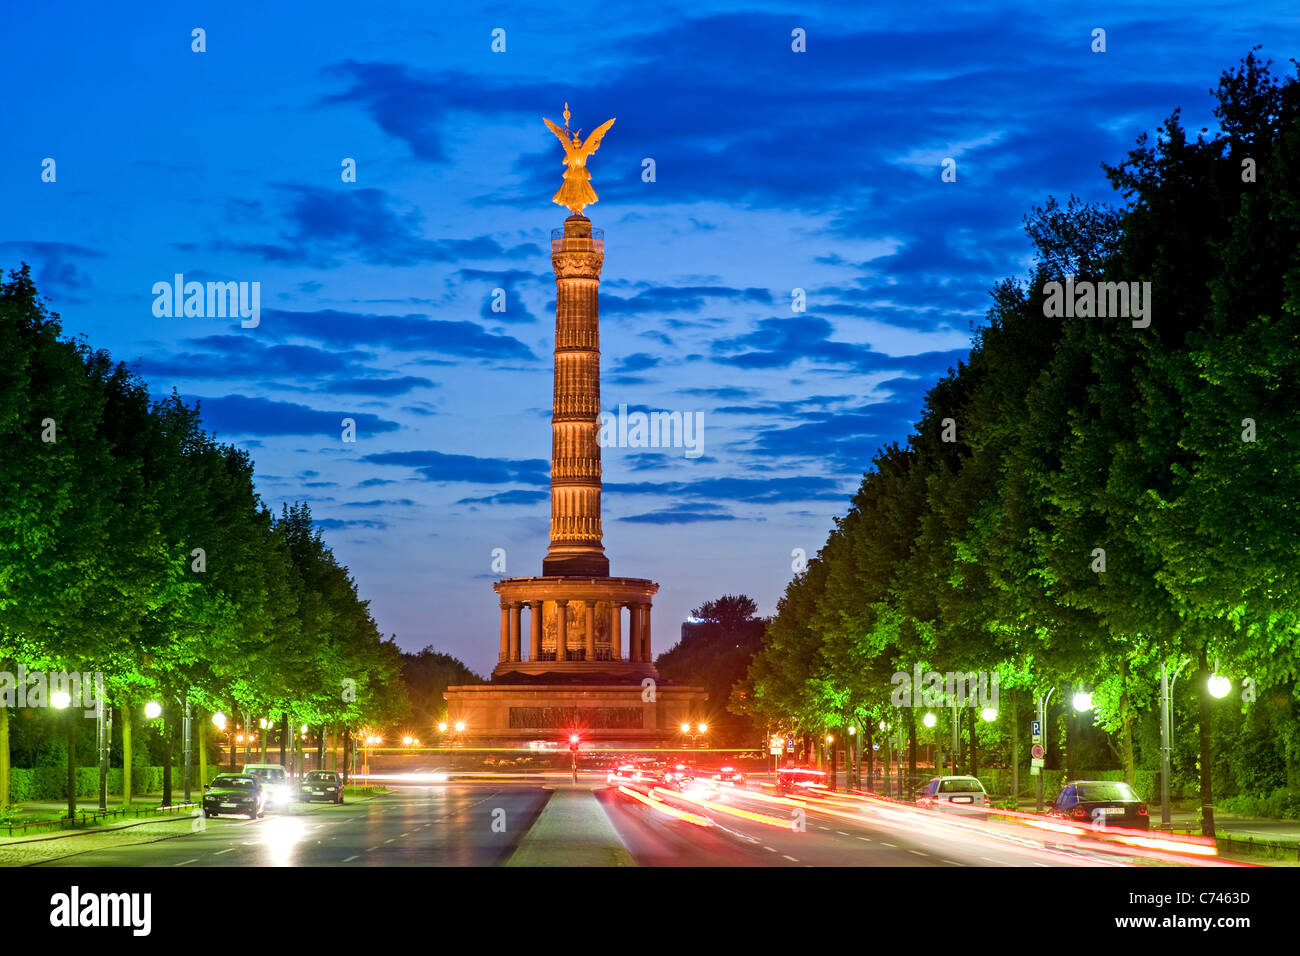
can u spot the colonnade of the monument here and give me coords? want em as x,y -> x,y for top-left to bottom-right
496,600 -> 652,663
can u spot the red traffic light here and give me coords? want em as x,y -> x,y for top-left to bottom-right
569,734 -> 580,744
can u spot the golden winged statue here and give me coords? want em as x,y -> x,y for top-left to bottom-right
543,103 -> 615,215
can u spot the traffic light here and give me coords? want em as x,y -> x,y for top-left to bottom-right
569,733 -> 580,752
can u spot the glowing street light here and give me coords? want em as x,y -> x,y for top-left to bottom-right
680,722 -> 691,733
922,712 -> 937,729
697,723 -> 707,733
211,711 -> 227,730
1207,673 -> 1232,699
454,721 -> 466,733
1072,692 -> 1094,712
825,734 -> 834,744
437,722 -> 448,733
402,736 -> 413,746
981,707 -> 998,722
848,725 -> 856,735
259,717 -> 268,729
144,701 -> 162,720
51,690 -> 71,710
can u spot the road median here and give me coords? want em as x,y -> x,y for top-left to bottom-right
507,788 -> 634,867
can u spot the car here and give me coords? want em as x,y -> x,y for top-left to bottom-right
203,773 -> 265,819
775,765 -> 826,792
1047,780 -> 1149,830
299,770 -> 344,804
709,766 -> 747,788
916,776 -> 990,814
660,763 -> 696,791
242,763 -> 293,808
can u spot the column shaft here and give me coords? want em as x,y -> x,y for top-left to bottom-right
585,601 -> 596,660
643,603 -> 652,662
610,604 -> 622,661
529,602 -> 543,661
499,604 -> 509,662
556,601 -> 568,662
509,604 -> 522,662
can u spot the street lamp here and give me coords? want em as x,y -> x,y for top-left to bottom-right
1207,673 -> 1231,699
1072,691 -> 1093,712
144,701 -> 162,720
981,707 -> 998,722
454,721 -> 466,733
212,711 -> 227,731
922,712 -> 937,729
437,722 -> 448,733
53,690 -> 78,819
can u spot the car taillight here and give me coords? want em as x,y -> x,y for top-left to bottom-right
1072,807 -> 1087,818
1137,803 -> 1148,816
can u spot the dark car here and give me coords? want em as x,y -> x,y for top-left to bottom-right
709,766 -> 747,788
203,774 -> 265,819
776,765 -> 826,793
1047,780 -> 1149,830
659,763 -> 696,791
299,770 -> 344,804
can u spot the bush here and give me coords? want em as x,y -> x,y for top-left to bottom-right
6,766 -> 184,802
1217,788 -> 1300,820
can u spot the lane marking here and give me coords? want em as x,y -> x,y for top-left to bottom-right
366,846 -> 379,852
342,855 -> 358,862
857,836 -> 871,842
383,838 -> 396,844
783,854 -> 799,862
909,850 -> 928,857
836,831 -> 849,836
880,842 -> 897,848
943,859 -> 964,866
213,847 -> 235,856
174,858 -> 198,866
764,846 -> 777,852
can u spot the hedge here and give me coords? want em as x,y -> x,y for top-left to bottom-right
6,765 -> 222,802
975,768 -> 1174,802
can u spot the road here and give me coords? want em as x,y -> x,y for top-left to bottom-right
27,777 -> 1231,867
36,785 -> 549,867
595,784 -> 1119,867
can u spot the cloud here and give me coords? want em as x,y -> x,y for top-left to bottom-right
619,503 -> 738,524
361,449 -> 549,485
183,394 -> 400,437
261,308 -> 536,362
0,242 -> 105,302
203,186 -> 542,268
456,489 -> 550,506
325,375 -> 437,395
605,476 -> 845,504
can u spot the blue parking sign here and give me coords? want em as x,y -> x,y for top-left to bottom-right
1031,720 -> 1041,735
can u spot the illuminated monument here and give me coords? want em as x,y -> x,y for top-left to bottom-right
444,106 -> 707,745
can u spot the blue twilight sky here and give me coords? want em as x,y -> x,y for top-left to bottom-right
3,2 -> 1297,676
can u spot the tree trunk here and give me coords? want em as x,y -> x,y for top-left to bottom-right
342,728 -> 351,787
0,706 -> 10,808
1064,708 -> 1075,779
66,710 -> 77,820
121,698 -> 132,806
162,705 -> 174,807
279,715 -> 287,767
906,709 -> 917,800
968,705 -> 978,777
198,714 -> 208,789
1197,646 -> 1216,837
865,725 -> 874,790
1010,690 -> 1020,805
1118,658 -> 1136,786
317,724 -> 325,768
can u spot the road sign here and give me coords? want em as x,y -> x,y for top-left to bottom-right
786,733 -> 795,751
1030,765 -> 1040,776
1031,744 -> 1045,759
1031,757 -> 1045,768
1031,720 -> 1041,735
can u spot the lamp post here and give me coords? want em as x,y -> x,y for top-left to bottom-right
1034,688 -> 1054,812
51,691 -> 74,819
1160,657 -> 1191,827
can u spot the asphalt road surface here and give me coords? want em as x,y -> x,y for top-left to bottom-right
29,779 -> 1217,867
37,785 -> 550,868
